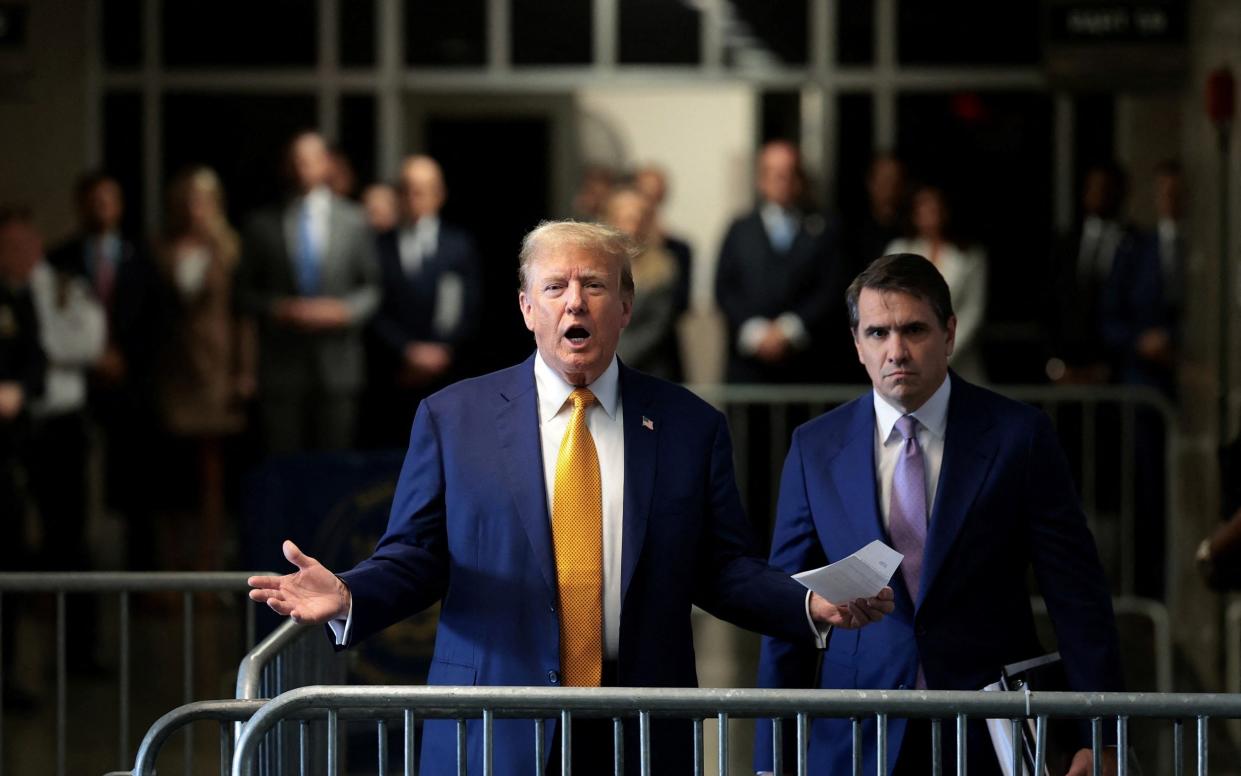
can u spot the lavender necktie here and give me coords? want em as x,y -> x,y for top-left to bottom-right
889,415 -> 928,602
889,414 -> 929,688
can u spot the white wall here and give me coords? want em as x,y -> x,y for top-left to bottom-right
574,85 -> 757,382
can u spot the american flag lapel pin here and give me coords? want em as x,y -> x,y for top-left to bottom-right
642,416 -> 655,431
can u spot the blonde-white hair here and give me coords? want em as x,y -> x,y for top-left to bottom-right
518,220 -> 637,298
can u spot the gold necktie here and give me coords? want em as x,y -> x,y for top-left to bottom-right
551,388 -> 603,687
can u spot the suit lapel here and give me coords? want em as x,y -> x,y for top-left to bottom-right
828,399 -> 887,558
917,380 -> 997,609
619,364 -> 657,607
496,356 -> 557,597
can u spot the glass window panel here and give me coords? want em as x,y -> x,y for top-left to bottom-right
101,0 -> 142,68
405,0 -> 486,67
102,92 -> 144,237
162,0 -> 317,69
340,0 -> 376,66
162,94 -> 317,224
618,0 -> 699,65
835,0 -> 873,65
898,0 -> 1040,65
760,90 -> 800,144
338,94 -> 376,190
727,0 -> 808,66
512,0 -> 592,66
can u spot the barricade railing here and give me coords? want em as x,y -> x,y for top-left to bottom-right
102,699 -> 265,776
230,685 -> 1241,776
0,571 -> 272,776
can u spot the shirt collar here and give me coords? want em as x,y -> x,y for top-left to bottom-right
534,351 -> 621,422
303,186 -> 332,210
873,373 -> 952,444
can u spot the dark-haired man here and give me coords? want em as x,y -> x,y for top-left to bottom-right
756,254 -> 1123,776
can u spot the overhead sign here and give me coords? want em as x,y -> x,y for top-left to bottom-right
1043,1 -> 1187,89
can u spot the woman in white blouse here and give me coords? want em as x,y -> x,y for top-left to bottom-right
884,185 -> 988,383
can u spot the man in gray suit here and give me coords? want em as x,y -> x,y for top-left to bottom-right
237,131 -> 380,454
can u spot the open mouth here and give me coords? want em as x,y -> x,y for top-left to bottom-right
564,325 -> 592,347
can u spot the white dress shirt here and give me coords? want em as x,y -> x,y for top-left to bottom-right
873,375 -> 951,534
398,215 -> 440,277
28,261 -> 106,418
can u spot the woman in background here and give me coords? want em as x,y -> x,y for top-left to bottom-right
154,166 -> 254,569
885,185 -> 988,383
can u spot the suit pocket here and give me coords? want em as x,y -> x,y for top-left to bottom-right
427,659 -> 477,686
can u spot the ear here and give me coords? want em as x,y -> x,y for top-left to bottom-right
619,293 -> 634,329
944,315 -> 957,357
518,289 -> 535,332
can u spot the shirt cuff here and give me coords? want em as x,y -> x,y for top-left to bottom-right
737,317 -> 771,356
775,313 -> 810,350
804,591 -> 831,649
328,597 -> 354,646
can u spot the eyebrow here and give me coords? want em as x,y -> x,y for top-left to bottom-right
864,321 -> 931,335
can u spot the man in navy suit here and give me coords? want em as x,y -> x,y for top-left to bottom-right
366,155 -> 481,446
250,221 -> 893,776
755,254 -> 1122,775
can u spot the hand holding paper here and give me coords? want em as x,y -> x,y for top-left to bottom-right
801,541 -> 902,629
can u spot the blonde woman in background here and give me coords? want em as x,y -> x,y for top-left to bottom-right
155,166 -> 254,569
884,185 -> 988,383
603,186 -> 682,381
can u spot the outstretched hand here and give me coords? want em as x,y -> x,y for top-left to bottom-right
248,540 -> 351,625
808,587 -> 895,629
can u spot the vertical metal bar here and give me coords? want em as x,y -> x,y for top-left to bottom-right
220,721 -> 233,776
458,718 -> 469,776
851,717 -> 862,776
592,0 -> 617,70
772,717 -> 783,776
483,709 -> 494,776
933,719 -> 943,776
1173,718 -> 1184,776
771,403 -> 788,515
560,711 -> 571,776
693,717 -> 704,776
1119,400 -> 1137,594
300,719 -> 309,776
640,710 -> 652,776
535,718 -> 545,776
1053,93 -> 1075,232
873,0 -> 897,149
876,714 -> 886,776
1009,720 -> 1020,776
57,592 -> 67,776
955,713 -> 966,776
1118,716 -> 1129,776
120,591 -> 130,768
328,710 -> 339,776
612,717 -> 623,776
1091,718 -> 1102,776
184,591 -> 194,776
797,713 -> 808,776
717,712 -> 729,776
246,599 -> 256,648
379,719 -> 389,776
1197,715 -> 1207,776
486,0 -> 511,72
700,0 -> 723,72
1035,716 -> 1048,775
405,710 -> 416,776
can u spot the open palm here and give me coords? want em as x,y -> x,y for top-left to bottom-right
248,540 -> 350,625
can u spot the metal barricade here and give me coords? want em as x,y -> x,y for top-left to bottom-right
104,699 -> 265,776
0,571 -> 271,776
230,685 -> 1241,776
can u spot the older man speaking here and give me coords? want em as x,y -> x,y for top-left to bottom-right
250,220 -> 893,775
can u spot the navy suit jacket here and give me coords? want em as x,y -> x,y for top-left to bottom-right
340,355 -> 812,775
755,377 -> 1123,775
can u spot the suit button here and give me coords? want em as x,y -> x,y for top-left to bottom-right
549,602 -> 557,613
548,670 -> 560,684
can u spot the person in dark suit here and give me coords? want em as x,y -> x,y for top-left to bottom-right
755,254 -> 1123,776
366,155 -> 481,446
714,140 -> 850,385
46,172 -> 161,568
236,131 -> 380,454
0,205 -> 46,706
250,220 -> 894,776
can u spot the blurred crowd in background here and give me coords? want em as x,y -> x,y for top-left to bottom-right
0,128 -> 1187,587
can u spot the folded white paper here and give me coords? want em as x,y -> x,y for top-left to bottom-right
792,540 -> 903,603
